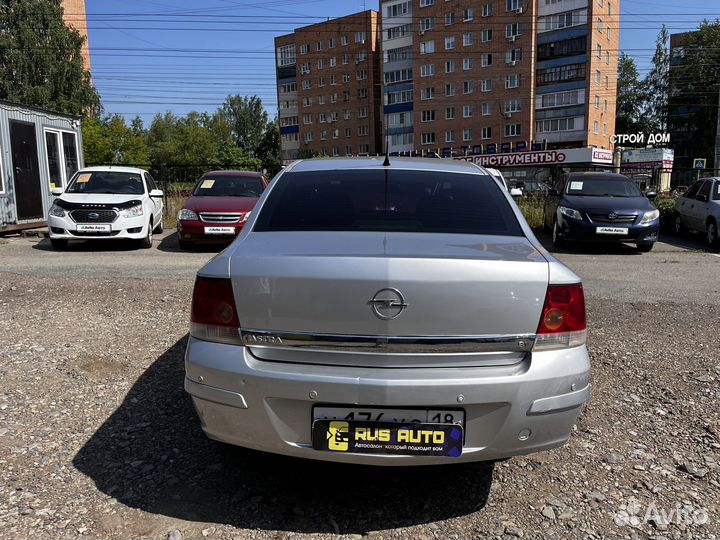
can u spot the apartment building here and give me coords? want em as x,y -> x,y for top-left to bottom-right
62,0 -> 92,70
275,11 -> 383,162
380,0 -> 617,156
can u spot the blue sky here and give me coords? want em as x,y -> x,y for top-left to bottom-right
81,0 -> 720,124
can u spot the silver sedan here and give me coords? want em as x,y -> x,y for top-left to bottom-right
184,157 -> 590,465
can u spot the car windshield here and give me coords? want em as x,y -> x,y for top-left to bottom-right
193,176 -> 264,197
65,172 -> 145,194
254,169 -> 523,236
566,177 -> 642,197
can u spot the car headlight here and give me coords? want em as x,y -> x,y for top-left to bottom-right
640,209 -> 660,225
559,206 -> 583,220
122,204 -> 144,218
49,203 -> 65,218
178,208 -> 198,221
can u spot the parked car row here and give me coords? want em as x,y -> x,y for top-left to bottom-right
673,177 -> 720,248
47,166 -> 268,250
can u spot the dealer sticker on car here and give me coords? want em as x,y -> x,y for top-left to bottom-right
596,227 -> 628,235
204,226 -> 235,235
76,224 -> 111,233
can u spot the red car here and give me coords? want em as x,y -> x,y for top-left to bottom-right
177,170 -> 268,248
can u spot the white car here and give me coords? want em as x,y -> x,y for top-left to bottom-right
48,166 -> 164,250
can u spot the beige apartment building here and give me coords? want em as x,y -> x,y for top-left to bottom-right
275,11 -> 383,162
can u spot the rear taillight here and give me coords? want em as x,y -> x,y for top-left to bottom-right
190,277 -> 242,345
533,283 -> 587,351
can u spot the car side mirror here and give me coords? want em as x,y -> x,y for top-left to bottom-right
510,188 -> 523,198
149,189 -> 164,198
547,188 -> 559,197
645,191 -> 657,200
51,187 -> 64,196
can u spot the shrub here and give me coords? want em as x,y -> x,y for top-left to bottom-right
516,197 -> 546,230
655,196 -> 677,233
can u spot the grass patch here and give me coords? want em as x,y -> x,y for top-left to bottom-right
516,197 -> 546,230
162,182 -> 194,229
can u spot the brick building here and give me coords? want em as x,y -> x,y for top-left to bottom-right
275,11 -> 383,162
62,0 -> 92,70
382,0 -> 618,156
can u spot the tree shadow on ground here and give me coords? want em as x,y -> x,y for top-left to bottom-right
73,337 -> 494,534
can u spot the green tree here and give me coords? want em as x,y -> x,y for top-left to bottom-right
256,120 -> 282,177
616,53 -> 651,135
668,20 -> 720,167
220,95 -> 269,155
0,0 -> 99,115
643,25 -> 670,132
82,115 -> 150,166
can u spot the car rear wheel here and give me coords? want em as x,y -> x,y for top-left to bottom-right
139,221 -> 153,249
552,219 -> 565,249
50,239 -> 68,250
707,220 -> 719,249
674,215 -> 685,235
636,243 -> 654,253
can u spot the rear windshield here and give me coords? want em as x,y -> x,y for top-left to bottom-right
254,169 -> 523,236
566,177 -> 642,197
66,172 -> 145,195
194,176 -> 264,197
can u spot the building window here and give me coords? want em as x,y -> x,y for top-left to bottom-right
300,62 -> 310,74
385,46 -> 411,63
302,97 -> 312,107
481,53 -> 492,67
463,105 -> 473,117
481,79 -> 492,92
357,69 -> 368,80
481,29 -> 492,42
593,120 -> 599,134
342,73 -> 350,83
384,68 -> 413,84
420,40 -> 436,54
603,122 -> 608,136
463,58 -> 474,70
302,80 -> 311,90
463,80 -> 473,94
596,69 -> 601,84
421,132 -> 436,145
606,51 -> 610,64
345,145 -> 352,155
318,77 -> 325,88
343,91 -> 350,101
505,74 -> 520,88
445,130 -> 456,143
320,130 -> 328,141
604,99 -> 608,113
445,12 -> 455,25
330,75 -> 337,85
386,1 -> 410,17
506,23 -> 521,38
463,7 -> 474,21
358,107 -> 368,118
422,110 -> 436,122
482,3 -> 492,16
463,32 -> 473,46
605,75 -> 609,89
506,48 -> 522,64
445,60 -> 456,73
420,64 -> 436,77
446,106 -> 456,120
598,18 -> 603,32
595,95 -> 600,109
304,132 -> 313,142
420,0 -> 435,6
445,36 -> 456,50
387,24 -> 412,40
481,127 -> 492,139
446,83 -> 456,96
317,59 -> 324,69
597,44 -> 602,58
355,32 -> 367,43
341,35 -> 349,46
504,99 -> 521,113
330,57 -> 337,67
318,96 -> 325,105
505,123 -> 521,137
330,93 -> 338,103
420,17 -> 436,31
506,0 -> 523,11
537,64 -> 586,85
358,88 -> 368,99
540,90 -> 580,108
344,127 -> 351,136
278,44 -> 296,66
358,125 -> 369,136
463,128 -> 472,141
385,89 -> 413,105
482,102 -> 492,116
421,86 -> 435,100
329,37 -> 336,49
535,117 -> 577,133
316,41 -> 324,52
300,44 -> 310,55
319,112 -> 327,123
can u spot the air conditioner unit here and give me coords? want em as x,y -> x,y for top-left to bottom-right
514,7 -> 523,14
509,35 -> 517,42
510,60 -> 517,66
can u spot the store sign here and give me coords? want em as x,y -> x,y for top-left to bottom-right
610,133 -> 671,145
459,148 -> 613,168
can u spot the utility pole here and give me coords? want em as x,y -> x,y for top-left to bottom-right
715,84 -> 720,173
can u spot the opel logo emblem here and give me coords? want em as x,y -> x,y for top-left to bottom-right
368,288 -> 408,320
608,212 -> 618,220
88,212 -> 99,220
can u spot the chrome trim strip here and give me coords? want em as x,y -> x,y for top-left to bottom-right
240,329 -> 535,354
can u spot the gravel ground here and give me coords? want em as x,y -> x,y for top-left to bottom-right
0,233 -> 718,540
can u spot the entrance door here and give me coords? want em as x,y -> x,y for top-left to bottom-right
10,120 -> 43,220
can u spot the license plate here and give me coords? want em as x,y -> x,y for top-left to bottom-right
76,224 -> 111,233
596,226 -> 628,235
204,226 -> 235,235
312,419 -> 463,457
313,406 -> 465,425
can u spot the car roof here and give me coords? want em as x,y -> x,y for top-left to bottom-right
202,170 -> 264,177
79,166 -> 148,175
288,157 -> 485,174
566,172 -> 630,181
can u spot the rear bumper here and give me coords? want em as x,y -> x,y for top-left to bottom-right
184,337 -> 591,465
177,220 -> 245,244
558,217 -> 659,244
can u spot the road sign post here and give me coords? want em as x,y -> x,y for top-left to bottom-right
694,158 -> 706,181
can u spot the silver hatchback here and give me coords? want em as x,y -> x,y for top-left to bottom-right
184,158 -> 590,465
